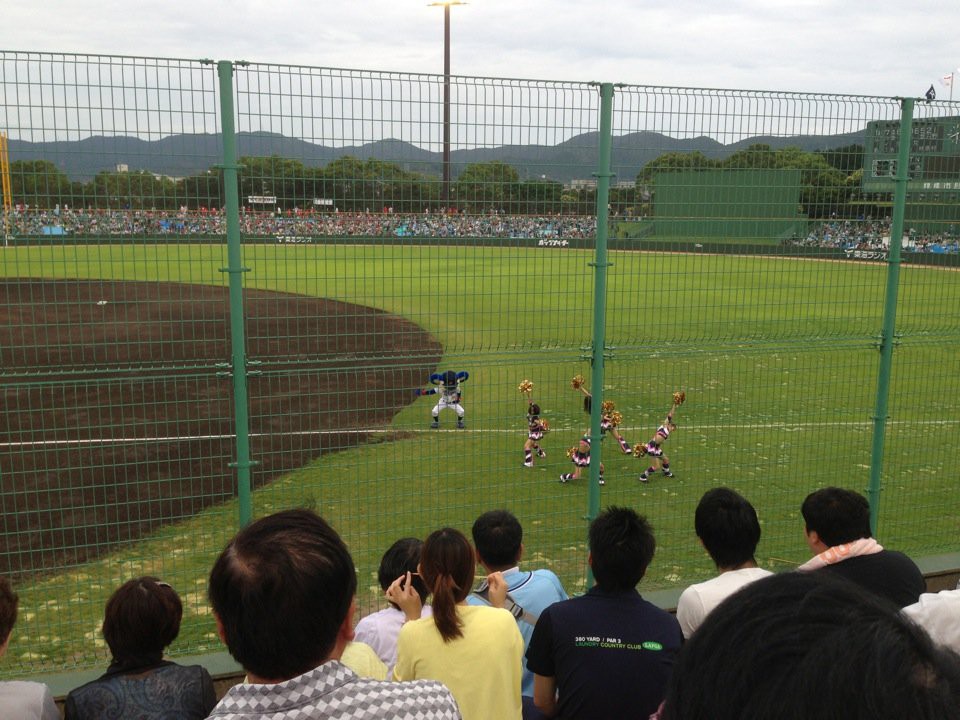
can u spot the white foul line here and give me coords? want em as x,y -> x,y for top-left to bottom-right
2,419 -> 958,449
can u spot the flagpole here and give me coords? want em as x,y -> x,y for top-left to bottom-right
939,70 -> 956,102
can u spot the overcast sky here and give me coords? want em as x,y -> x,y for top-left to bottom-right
3,0 -> 960,99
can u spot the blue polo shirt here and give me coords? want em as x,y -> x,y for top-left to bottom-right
467,567 -> 568,696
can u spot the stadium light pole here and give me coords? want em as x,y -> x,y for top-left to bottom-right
429,1 -> 466,209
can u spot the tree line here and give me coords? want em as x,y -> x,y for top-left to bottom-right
6,145 -> 868,218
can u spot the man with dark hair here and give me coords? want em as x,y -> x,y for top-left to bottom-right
525,506 -> 681,719
207,509 -> 462,719
798,486 -> 925,608
0,576 -> 60,720
467,510 -> 567,708
676,487 -> 772,638
354,537 -> 432,676
660,572 -> 960,720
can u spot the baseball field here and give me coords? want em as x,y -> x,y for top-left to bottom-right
1,240 -> 958,675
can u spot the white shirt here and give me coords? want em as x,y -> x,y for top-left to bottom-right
354,604 -> 432,678
676,567 -> 773,639
0,680 -> 60,720
902,588 -> 960,654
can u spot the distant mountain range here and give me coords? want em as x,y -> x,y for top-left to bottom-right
7,129 -> 866,184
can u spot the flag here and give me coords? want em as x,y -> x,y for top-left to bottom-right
940,74 -> 953,87
925,85 -> 936,101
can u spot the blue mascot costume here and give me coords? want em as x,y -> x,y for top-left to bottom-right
416,370 -> 469,428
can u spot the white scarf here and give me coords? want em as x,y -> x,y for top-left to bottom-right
798,537 -> 884,571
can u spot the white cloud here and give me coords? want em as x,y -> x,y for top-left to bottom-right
2,0 -> 958,97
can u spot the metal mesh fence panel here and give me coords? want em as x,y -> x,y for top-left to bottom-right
608,88 -> 960,586
0,53 -> 232,675
229,64 -> 605,636
0,53 -> 958,679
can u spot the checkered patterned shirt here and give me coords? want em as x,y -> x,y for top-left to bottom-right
207,661 -> 462,720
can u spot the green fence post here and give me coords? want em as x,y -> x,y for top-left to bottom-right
867,96 -> 914,536
583,82 -> 615,587
217,59 -> 255,527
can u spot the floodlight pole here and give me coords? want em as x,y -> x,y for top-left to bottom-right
430,1 -> 465,208
443,4 -> 451,207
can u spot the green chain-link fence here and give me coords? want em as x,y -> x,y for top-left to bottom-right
1,52 -> 958,680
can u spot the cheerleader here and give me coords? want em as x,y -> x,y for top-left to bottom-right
517,381 -> 549,467
559,434 -> 604,485
636,392 -> 685,482
571,377 -> 633,454
523,402 -> 549,467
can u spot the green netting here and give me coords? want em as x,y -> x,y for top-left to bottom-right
1,52 -> 958,680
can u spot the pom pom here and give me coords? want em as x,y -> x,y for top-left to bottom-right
571,374 -> 585,390
633,443 -> 648,457
518,379 -> 534,395
673,390 -> 686,405
601,400 -> 616,414
566,446 -> 577,459
540,418 -> 550,431
606,410 -> 623,426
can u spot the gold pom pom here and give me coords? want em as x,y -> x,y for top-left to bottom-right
566,446 -> 577,459
607,410 -> 623,426
601,400 -> 616,414
633,443 -> 648,457
571,374 -> 585,390
673,390 -> 686,405
539,418 -> 550,431
518,379 -> 534,395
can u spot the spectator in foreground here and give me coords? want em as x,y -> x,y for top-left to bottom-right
676,487 -> 772,638
903,581 -> 960,654
525,506 -> 682,719
65,576 -> 216,720
467,509 -> 567,715
659,571 -> 960,720
798,486 -> 925,607
354,537 -> 432,677
0,576 -> 60,720
389,527 -> 524,720
207,509 -> 462,720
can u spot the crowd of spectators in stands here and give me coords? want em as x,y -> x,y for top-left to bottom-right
4,207 -> 597,240
787,216 -> 960,253
7,207 -> 959,252
3,487 -> 960,719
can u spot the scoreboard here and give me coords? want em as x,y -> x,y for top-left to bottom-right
862,115 -> 960,194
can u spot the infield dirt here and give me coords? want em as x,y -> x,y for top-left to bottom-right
0,279 -> 441,579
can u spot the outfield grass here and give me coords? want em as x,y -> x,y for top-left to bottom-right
2,241 -> 958,676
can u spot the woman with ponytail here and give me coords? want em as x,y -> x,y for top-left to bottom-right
388,527 -> 523,720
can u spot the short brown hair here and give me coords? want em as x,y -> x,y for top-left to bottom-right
102,577 -> 182,669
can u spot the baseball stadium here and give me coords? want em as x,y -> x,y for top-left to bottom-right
1,53 -> 959,705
